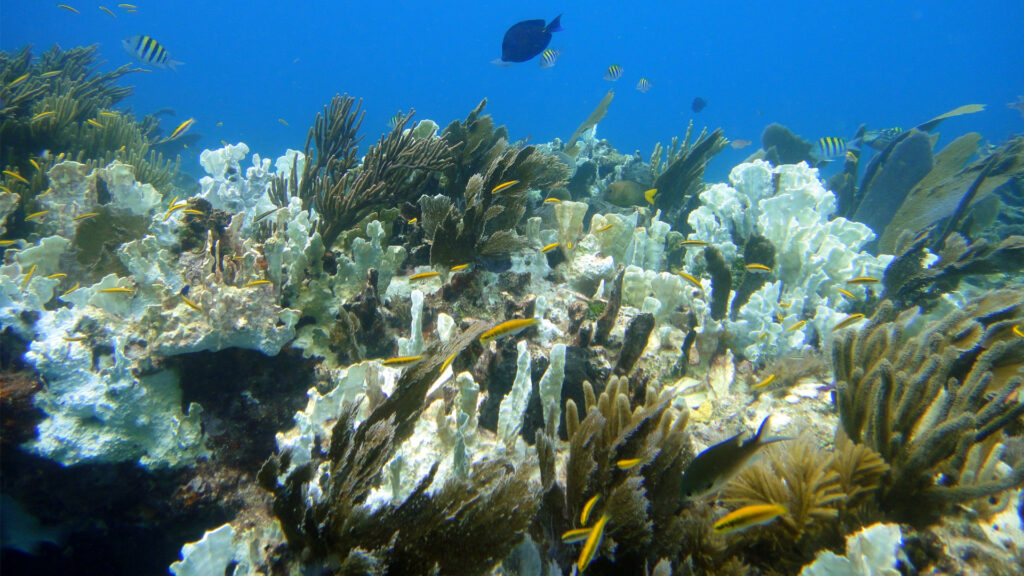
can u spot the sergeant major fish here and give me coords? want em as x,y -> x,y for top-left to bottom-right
122,35 -> 183,71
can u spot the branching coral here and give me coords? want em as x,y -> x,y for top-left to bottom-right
315,110 -> 456,249
0,44 -> 177,206
260,322 -> 543,574
832,291 -> 1024,525
543,376 -> 694,570
720,435 -> 889,568
423,143 -> 568,266
882,230 -> 1024,310
649,121 -> 728,232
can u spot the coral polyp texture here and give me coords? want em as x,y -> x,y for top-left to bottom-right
2,69 -> 1023,576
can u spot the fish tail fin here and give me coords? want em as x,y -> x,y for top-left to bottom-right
754,416 -> 795,446
754,416 -> 771,441
167,59 -> 184,72
547,14 -> 563,33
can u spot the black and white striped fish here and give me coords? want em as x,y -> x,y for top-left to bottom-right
122,35 -> 182,71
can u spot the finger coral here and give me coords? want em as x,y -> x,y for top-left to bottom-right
832,290 -> 1024,525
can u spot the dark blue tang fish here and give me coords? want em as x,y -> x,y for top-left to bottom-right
500,14 -> 563,63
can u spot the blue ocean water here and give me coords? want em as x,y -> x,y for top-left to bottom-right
3,1 -> 1022,180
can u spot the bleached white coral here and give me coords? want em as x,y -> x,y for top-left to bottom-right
683,161 -> 892,361
1,187 -> 21,235
25,305 -> 207,468
799,522 -> 901,576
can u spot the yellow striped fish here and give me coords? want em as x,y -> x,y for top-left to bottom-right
576,513 -> 610,571
491,180 -> 519,194
479,318 -> 539,344
713,504 -> 787,534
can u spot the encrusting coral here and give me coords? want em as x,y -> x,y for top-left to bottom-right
832,290 -> 1024,525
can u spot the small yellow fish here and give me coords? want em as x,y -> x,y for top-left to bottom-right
32,111 -> 56,122
86,119 -> 103,128
778,301 -> 791,309
244,280 -> 273,287
713,504 -> 787,535
541,242 -> 560,253
216,121 -> 223,127
845,150 -> 858,164
0,186 -> 9,193
46,273 -> 67,279
25,210 -> 50,221
181,209 -> 205,215
577,513 -> 610,571
491,180 -> 520,194
3,170 -> 29,184
678,271 -> 703,290
596,223 -> 614,233
381,355 -> 425,367
407,217 -> 418,224
750,374 -> 775,390
28,159 -> 41,172
450,264 -> 470,272
98,287 -> 135,294
99,111 -> 118,117
8,73 -> 30,88
408,271 -> 441,281
1013,325 -> 1024,339
73,212 -> 99,221
168,118 -> 195,141
787,320 -> 807,332
21,264 -> 37,289
836,287 -> 857,299
561,527 -> 592,544
99,5 -> 116,18
745,263 -> 772,272
163,202 -> 188,221
0,240 -> 20,246
38,187 -> 53,197
118,3 -> 136,8
616,458 -> 642,470
61,282 -> 80,297
62,335 -> 88,342
479,318 -> 539,344
832,313 -> 866,332
277,118 -> 289,126
643,188 -> 658,204
57,4 -> 79,13
440,351 -> 458,373
181,295 -> 202,312
542,198 -> 562,205
580,494 -> 600,525
40,70 -> 62,78
679,240 -> 709,247
847,276 -> 880,285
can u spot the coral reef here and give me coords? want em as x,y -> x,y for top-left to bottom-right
832,291 -> 1024,525
3,56 -> 1023,576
